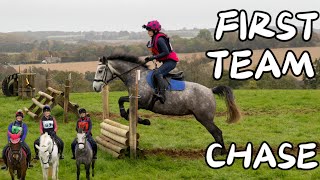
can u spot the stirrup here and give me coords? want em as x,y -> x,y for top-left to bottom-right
28,163 -> 33,168
1,165 -> 7,170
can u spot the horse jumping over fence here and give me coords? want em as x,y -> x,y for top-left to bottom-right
93,55 -> 241,155
75,128 -> 95,180
35,132 -> 59,180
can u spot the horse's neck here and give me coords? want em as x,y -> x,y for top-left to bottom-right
111,61 -> 148,85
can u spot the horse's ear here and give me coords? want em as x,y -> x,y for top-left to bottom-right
101,56 -> 107,64
78,128 -> 83,133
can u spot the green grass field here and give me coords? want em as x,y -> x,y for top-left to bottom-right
0,90 -> 319,179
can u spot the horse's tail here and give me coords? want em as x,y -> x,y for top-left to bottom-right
212,86 -> 241,124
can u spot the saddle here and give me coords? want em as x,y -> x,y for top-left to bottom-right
147,70 -> 186,92
165,71 -> 184,80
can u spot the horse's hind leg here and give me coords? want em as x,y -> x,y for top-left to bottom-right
194,112 -> 227,155
85,164 -> 90,180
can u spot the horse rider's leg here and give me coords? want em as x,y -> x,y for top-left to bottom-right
21,142 -> 33,168
118,96 -> 129,120
71,138 -> 77,159
154,60 -> 177,104
194,112 -> 227,155
55,135 -> 64,159
88,136 -> 97,159
1,144 -> 9,169
34,137 -> 40,159
76,161 -> 81,180
85,163 -> 90,180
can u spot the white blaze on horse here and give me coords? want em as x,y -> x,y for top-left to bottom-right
35,132 -> 59,180
75,129 -> 95,180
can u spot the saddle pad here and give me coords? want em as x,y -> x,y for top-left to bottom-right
146,70 -> 185,91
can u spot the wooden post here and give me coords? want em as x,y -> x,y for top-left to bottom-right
46,69 -> 50,89
64,74 -> 71,123
129,70 -> 139,159
102,85 -> 109,119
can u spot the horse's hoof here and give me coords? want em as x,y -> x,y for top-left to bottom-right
142,119 -> 151,125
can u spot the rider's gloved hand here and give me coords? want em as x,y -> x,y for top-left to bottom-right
145,56 -> 155,62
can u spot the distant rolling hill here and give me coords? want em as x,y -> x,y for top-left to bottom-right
13,46 -> 320,80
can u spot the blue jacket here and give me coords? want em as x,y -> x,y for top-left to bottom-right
7,120 -> 28,142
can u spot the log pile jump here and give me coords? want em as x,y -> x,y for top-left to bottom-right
96,119 -> 140,158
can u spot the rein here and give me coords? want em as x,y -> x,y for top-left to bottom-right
94,61 -> 148,84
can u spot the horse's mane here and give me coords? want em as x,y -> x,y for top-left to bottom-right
107,54 -> 148,68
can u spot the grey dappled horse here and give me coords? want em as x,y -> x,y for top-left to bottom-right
93,55 -> 241,154
75,129 -> 95,180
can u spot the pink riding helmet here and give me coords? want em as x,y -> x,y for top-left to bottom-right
143,20 -> 161,32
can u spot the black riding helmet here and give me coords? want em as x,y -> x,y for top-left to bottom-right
43,105 -> 51,112
16,110 -> 24,118
79,108 -> 86,114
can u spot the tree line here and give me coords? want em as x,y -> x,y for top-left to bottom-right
0,29 -> 319,65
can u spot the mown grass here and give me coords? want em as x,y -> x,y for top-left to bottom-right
0,90 -> 319,179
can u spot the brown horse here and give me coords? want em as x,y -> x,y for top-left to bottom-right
6,133 -> 28,180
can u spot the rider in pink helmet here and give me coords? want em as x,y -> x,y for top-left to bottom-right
142,20 -> 179,103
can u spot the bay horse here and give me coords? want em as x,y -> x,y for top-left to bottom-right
75,129 -> 95,180
6,132 -> 27,180
35,132 -> 59,180
92,55 -> 241,154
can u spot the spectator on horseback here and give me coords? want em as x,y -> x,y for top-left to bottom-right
143,20 -> 179,103
34,105 -> 64,160
1,110 -> 33,170
71,108 -> 97,160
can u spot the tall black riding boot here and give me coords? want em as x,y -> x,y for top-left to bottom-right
154,76 -> 166,104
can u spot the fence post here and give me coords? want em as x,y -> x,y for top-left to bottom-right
102,85 -> 109,119
129,70 -> 139,159
64,74 -> 71,123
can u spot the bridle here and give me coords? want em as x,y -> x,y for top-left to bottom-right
9,142 -> 22,163
93,57 -> 147,84
93,63 -> 118,84
40,138 -> 55,165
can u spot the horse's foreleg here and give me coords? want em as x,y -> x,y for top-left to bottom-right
52,161 -> 58,180
20,166 -> 27,180
85,164 -> 90,180
9,168 -> 14,180
41,167 -> 48,180
118,96 -> 129,120
76,161 -> 80,180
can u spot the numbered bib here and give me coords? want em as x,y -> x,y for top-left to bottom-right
43,120 -> 54,129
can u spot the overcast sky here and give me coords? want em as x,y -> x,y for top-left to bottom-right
0,0 -> 319,32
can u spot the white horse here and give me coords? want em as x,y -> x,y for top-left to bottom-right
35,132 -> 59,180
